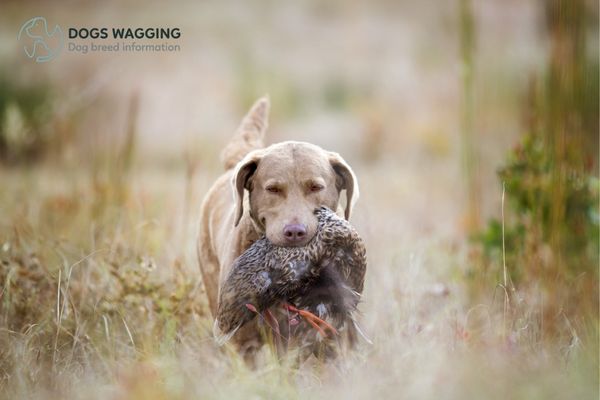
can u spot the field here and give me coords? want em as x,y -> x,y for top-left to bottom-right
0,1 -> 598,399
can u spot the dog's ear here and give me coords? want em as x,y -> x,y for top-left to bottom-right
329,152 -> 359,220
232,151 -> 263,226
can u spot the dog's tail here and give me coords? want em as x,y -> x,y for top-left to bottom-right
220,96 -> 270,170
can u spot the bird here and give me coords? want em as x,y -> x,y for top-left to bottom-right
214,206 -> 369,357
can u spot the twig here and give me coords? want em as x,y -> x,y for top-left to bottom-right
121,315 -> 136,350
52,269 -> 62,370
501,182 -> 510,340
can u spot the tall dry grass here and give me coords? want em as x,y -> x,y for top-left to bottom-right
0,151 -> 597,399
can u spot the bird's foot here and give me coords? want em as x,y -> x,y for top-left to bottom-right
282,303 -> 338,338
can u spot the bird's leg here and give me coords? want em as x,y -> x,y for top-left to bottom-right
264,308 -> 281,338
282,303 -> 338,337
245,303 -> 259,313
245,303 -> 282,339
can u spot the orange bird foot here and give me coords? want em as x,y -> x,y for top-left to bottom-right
282,303 -> 338,338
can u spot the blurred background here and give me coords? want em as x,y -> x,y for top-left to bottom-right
0,0 -> 598,399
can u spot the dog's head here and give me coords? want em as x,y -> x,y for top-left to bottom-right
232,141 -> 358,246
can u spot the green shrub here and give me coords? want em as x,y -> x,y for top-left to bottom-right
476,133 -> 599,284
0,76 -> 54,163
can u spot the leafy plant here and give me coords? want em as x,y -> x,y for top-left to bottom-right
0,75 -> 54,163
476,133 -> 599,284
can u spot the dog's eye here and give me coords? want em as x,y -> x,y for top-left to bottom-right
266,186 -> 281,194
309,184 -> 324,193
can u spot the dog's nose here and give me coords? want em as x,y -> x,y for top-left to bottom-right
283,224 -> 307,243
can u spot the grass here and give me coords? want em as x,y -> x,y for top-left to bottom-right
0,154 -> 597,400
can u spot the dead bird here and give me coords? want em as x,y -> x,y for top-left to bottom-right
214,206 -> 368,355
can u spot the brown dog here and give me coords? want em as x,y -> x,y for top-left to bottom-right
197,97 -> 359,356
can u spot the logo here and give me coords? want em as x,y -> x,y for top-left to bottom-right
18,17 -> 64,63
17,18 -> 182,61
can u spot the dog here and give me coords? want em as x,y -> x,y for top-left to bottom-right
197,96 -> 359,357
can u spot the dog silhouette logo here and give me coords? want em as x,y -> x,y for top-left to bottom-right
18,17 -> 64,63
